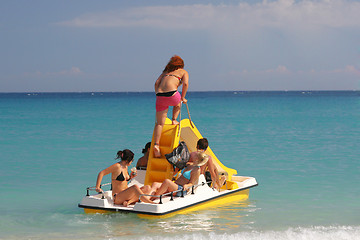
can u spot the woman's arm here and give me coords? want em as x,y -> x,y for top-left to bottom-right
95,164 -> 116,192
154,74 -> 163,93
207,157 -> 221,190
180,71 -> 189,103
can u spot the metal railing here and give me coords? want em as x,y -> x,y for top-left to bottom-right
177,102 -> 194,137
86,182 -> 112,199
84,179 -> 223,204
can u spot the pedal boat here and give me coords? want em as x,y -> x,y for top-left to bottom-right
78,117 -> 258,218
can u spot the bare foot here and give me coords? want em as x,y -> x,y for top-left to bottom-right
217,175 -> 227,191
149,191 -> 157,199
220,175 -> 226,185
153,145 -> 161,158
123,200 -> 129,207
172,120 -> 179,125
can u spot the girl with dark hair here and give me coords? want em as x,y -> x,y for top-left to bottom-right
153,55 -> 189,157
95,149 -> 154,206
136,142 -> 151,169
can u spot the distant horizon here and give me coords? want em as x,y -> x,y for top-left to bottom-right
1,90 -> 359,94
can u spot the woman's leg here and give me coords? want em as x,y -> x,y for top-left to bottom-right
172,103 -> 181,125
218,175 -> 226,191
154,179 -> 178,197
114,187 -> 135,205
125,185 -> 153,206
149,182 -> 162,200
153,109 -> 168,157
150,182 -> 162,195
114,185 -> 154,206
140,185 -> 151,194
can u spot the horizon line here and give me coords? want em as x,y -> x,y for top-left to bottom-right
0,90 -> 359,94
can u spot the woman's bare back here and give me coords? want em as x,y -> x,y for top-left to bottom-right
156,69 -> 188,93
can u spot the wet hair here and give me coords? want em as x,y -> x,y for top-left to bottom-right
142,142 -> 151,154
163,55 -> 184,73
115,149 -> 134,163
197,138 -> 209,150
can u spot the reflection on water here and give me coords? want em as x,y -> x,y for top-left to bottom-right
146,200 -> 258,233
1,200 -> 259,239
73,199 -> 259,238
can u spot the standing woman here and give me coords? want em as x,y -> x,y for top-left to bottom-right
95,149 -> 153,206
153,55 -> 189,157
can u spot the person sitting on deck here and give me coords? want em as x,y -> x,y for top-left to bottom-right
136,142 -> 151,170
188,138 -> 226,191
95,149 -> 154,207
150,152 -> 209,201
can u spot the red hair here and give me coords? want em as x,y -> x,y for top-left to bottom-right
163,55 -> 184,73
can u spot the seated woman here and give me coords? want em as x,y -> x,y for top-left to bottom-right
151,152 -> 209,199
95,149 -> 154,207
136,142 -> 151,170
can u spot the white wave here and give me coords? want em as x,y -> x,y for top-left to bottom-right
138,225 -> 360,240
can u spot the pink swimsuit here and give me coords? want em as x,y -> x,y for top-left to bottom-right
156,91 -> 181,112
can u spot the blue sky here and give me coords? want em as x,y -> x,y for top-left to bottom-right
1,0 -> 359,92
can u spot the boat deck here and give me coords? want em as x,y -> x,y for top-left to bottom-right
78,173 -> 257,217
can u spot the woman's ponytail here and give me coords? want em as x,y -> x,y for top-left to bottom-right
115,151 -> 123,160
115,149 -> 134,163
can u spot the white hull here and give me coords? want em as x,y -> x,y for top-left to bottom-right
78,171 -> 258,218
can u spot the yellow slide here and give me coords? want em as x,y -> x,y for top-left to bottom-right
144,118 -> 237,186
144,118 -> 179,186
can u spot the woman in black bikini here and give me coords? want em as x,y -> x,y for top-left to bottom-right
95,149 -> 154,206
153,55 -> 189,157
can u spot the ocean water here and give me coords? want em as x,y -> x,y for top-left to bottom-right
0,91 -> 359,240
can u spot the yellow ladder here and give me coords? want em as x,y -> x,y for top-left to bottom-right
144,118 -> 180,186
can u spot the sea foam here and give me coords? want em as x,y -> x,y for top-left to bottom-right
139,226 -> 360,240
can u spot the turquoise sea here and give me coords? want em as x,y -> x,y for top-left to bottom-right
0,91 -> 359,240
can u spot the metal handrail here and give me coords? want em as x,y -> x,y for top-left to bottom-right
184,102 -> 194,128
178,102 -> 183,137
87,182 -> 112,190
177,102 -> 193,137
86,182 -> 112,199
84,179 -> 219,204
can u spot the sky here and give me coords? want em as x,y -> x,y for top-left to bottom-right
1,0 -> 360,92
